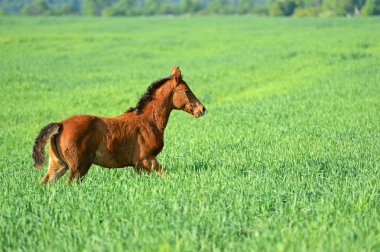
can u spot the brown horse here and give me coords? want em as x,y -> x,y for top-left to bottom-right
32,67 -> 206,185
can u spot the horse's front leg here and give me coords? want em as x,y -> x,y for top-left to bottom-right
135,158 -> 166,176
151,158 -> 167,176
134,159 -> 151,174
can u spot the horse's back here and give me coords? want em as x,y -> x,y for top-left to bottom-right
60,114 -> 107,140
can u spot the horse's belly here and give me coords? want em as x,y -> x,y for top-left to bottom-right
93,148 -> 133,168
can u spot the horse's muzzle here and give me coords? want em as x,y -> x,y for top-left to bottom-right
194,105 -> 206,118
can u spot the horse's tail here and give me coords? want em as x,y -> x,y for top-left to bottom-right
32,123 -> 62,169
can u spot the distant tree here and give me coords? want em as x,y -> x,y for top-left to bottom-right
82,0 -> 113,15
82,0 -> 97,15
179,0 -> 204,14
237,0 -> 253,14
353,0 -> 366,8
291,0 -> 320,16
270,0 -> 297,16
208,0 -> 229,14
123,0 -> 137,15
251,1 -> 270,15
180,0 -> 204,14
50,0 -> 79,15
293,6 -> 318,16
21,0 -> 50,15
321,0 -> 354,16
3,0 -> 378,16
142,0 -> 160,15
102,3 -> 125,16
52,3 -> 73,15
362,0 -> 380,15
157,0 -> 174,15
157,1 -> 179,15
1,0 -> 30,14
180,0 -> 192,13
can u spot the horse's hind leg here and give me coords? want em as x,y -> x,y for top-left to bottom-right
39,147 -> 68,185
39,166 -> 68,186
67,157 -> 94,184
67,165 -> 91,184
39,173 -> 50,186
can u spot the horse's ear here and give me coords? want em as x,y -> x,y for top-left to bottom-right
171,66 -> 181,85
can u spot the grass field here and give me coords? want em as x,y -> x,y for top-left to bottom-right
1,16 -> 380,251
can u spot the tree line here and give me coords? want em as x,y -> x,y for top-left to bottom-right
1,0 -> 379,16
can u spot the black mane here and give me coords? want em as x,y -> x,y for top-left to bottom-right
126,74 -> 173,114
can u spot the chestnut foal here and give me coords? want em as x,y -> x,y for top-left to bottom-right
32,67 -> 206,185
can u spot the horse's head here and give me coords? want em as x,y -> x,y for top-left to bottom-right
171,67 -> 206,118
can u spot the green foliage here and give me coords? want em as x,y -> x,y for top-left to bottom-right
157,1 -> 180,15
1,16 -> 380,251
1,0 -> 380,16
141,0 -> 160,15
102,0 -> 137,16
52,3 -> 74,15
21,0 -> 50,15
293,6 -> 319,16
252,3 -> 270,15
236,0 -> 253,14
321,0 -> 354,16
180,0 -> 203,14
82,0 -> 97,15
207,0 -> 228,14
362,0 -> 380,15
82,0 -> 113,16
269,0 -> 298,16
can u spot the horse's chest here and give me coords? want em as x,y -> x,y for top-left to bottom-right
139,133 -> 164,156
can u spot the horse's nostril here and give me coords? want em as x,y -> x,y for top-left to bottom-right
202,107 -> 206,113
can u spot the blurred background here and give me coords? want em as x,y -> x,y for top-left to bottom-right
0,0 -> 379,17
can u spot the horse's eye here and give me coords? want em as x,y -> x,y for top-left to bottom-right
184,90 -> 191,93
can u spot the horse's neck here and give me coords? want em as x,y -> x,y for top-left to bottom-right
144,96 -> 173,132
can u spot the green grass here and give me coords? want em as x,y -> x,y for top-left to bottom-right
1,16 -> 380,251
